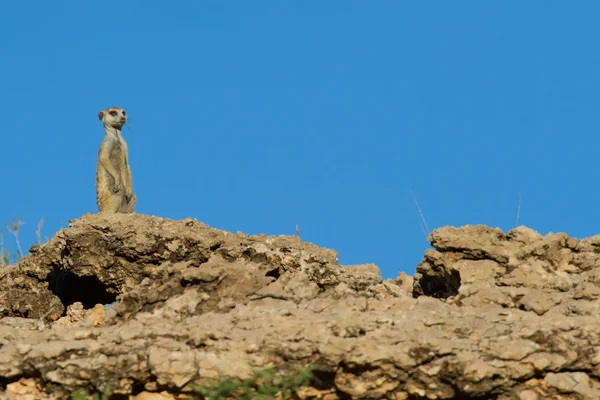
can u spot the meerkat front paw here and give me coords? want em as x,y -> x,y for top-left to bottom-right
112,184 -> 122,194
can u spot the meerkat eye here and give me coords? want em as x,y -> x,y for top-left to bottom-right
122,111 -> 126,116
109,111 -> 118,116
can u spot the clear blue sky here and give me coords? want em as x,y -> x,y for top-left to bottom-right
2,2 -> 599,279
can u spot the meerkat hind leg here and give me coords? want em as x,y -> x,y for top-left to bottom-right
99,193 -> 123,213
119,193 -> 136,213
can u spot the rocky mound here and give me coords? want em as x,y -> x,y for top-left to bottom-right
0,214 -> 599,399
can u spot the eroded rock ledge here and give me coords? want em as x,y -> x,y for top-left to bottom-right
0,214 -> 599,399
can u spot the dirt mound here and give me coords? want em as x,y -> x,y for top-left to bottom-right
1,215 -> 600,399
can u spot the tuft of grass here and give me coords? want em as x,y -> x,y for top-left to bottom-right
70,385 -> 112,400
36,217 -> 46,246
6,216 -> 25,260
0,231 -> 11,265
0,216 -> 48,266
70,390 -> 89,400
191,366 -> 315,400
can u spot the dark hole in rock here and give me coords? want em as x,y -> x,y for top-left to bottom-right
310,369 -> 336,391
418,269 -> 461,299
265,267 -> 280,280
129,380 -> 149,397
48,271 -> 117,310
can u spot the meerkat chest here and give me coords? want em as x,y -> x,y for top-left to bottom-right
109,137 -> 128,156
118,138 -> 128,152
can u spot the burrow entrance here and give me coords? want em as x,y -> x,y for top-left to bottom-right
47,271 -> 117,310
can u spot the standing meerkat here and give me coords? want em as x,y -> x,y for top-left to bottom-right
96,106 -> 136,213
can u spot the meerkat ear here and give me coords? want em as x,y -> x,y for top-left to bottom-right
98,111 -> 104,121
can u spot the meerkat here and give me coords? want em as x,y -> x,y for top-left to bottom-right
95,106 -> 136,213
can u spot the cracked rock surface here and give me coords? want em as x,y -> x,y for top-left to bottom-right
1,215 -> 600,399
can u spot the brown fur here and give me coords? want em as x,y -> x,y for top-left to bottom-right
95,107 -> 136,213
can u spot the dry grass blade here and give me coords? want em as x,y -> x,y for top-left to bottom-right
409,189 -> 430,239
36,217 -> 45,246
515,193 -> 522,228
0,231 -> 6,266
6,218 -> 25,260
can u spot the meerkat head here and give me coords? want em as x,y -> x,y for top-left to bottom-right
98,107 -> 127,129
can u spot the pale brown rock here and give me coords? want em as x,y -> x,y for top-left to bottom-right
395,271 -> 413,293
89,303 -> 106,326
1,215 -> 600,398
5,378 -> 45,400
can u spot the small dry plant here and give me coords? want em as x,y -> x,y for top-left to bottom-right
0,216 -> 48,266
